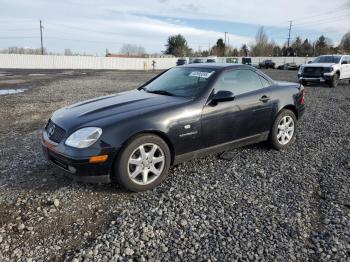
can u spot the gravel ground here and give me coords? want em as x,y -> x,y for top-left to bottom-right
0,69 -> 349,261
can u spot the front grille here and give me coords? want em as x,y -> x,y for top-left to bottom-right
45,120 -> 66,143
303,67 -> 323,78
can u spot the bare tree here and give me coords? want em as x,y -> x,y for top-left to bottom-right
340,31 -> 350,53
120,44 -> 145,56
250,27 -> 270,56
64,49 -> 73,56
0,46 -> 47,55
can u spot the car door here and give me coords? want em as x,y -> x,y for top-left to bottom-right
343,56 -> 350,79
201,69 -> 274,147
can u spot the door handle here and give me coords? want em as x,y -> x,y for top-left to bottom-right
259,95 -> 271,103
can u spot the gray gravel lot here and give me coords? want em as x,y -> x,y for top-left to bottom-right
0,69 -> 349,261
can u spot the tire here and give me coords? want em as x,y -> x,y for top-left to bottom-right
329,74 -> 339,88
269,109 -> 297,150
114,134 -> 171,192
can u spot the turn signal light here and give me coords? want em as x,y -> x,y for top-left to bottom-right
89,155 -> 108,163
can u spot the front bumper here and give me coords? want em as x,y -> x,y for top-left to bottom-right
298,73 -> 333,83
42,136 -> 117,183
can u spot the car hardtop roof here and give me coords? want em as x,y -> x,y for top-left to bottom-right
180,63 -> 256,70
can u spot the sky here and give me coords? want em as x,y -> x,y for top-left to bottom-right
0,0 -> 349,55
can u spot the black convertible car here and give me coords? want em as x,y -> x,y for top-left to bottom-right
42,64 -> 305,191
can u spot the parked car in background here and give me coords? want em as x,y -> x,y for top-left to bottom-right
206,59 -> 216,63
42,64 -> 305,192
242,57 -> 252,65
259,60 -> 276,69
206,56 -> 217,63
176,58 -> 188,66
192,58 -> 206,64
298,55 -> 350,87
226,57 -> 239,64
277,62 -> 298,70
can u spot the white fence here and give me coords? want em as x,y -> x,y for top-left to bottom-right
0,54 -> 177,70
0,54 -> 315,70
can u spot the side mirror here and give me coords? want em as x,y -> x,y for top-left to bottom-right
341,61 -> 347,64
308,61 -> 312,64
211,90 -> 235,103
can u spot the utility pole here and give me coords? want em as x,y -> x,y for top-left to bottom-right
287,20 -> 292,48
40,20 -> 44,55
224,32 -> 228,56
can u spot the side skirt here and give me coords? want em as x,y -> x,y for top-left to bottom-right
173,132 -> 269,165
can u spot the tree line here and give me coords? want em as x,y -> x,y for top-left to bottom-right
1,27 -> 349,57
164,27 -> 350,57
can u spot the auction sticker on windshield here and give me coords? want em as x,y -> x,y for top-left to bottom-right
189,71 -> 215,78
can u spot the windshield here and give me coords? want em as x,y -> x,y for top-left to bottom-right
312,56 -> 341,64
142,67 -> 216,98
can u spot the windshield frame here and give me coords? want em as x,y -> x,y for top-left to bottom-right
312,55 -> 342,64
140,67 -> 218,99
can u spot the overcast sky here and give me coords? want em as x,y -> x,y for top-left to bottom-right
0,0 -> 349,55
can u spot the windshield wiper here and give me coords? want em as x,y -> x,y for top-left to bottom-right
138,86 -> 147,91
147,90 -> 175,96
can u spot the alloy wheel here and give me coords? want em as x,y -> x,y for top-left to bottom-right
277,116 -> 295,145
127,143 -> 165,185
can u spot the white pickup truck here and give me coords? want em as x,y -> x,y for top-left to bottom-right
298,55 -> 350,87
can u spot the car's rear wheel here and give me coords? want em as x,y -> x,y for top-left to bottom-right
329,74 -> 339,88
269,109 -> 297,150
114,134 -> 171,192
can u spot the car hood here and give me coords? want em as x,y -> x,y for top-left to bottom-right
51,89 -> 189,131
303,63 -> 336,67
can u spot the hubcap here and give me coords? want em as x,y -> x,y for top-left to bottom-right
277,116 -> 294,145
127,143 -> 165,185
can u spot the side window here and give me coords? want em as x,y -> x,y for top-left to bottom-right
342,56 -> 349,64
259,76 -> 271,88
214,69 -> 263,96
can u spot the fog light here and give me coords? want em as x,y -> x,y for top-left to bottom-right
89,155 -> 108,164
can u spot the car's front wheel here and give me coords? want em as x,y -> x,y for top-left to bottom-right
269,109 -> 297,150
114,134 -> 171,192
329,74 -> 339,88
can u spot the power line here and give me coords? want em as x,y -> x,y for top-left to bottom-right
45,22 -> 125,37
0,36 -> 37,39
293,13 -> 350,27
292,6 -> 350,23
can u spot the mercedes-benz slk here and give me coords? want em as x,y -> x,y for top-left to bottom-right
42,64 -> 305,192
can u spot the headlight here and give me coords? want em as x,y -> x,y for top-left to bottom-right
65,127 -> 102,148
323,67 -> 333,73
298,66 -> 303,74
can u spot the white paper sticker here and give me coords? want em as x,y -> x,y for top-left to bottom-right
189,71 -> 214,78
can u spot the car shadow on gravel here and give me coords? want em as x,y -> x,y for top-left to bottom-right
218,142 -> 272,160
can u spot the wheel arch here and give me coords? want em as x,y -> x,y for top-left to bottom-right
280,104 -> 298,119
119,130 -> 175,165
